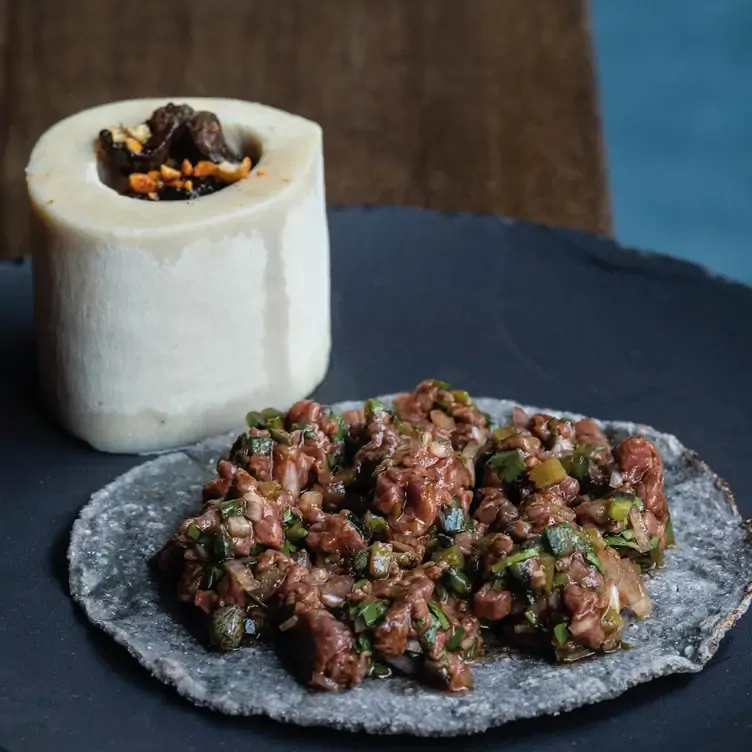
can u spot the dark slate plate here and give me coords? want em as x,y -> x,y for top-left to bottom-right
68,396 -> 752,736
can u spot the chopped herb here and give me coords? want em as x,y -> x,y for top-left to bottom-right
528,457 -> 567,489
428,602 -> 451,630
491,546 -> 540,573
553,622 -> 569,645
524,610 -> 539,627
353,578 -> 369,590
604,534 -> 641,550
281,506 -> 295,527
248,436 -> 273,455
269,428 -> 292,445
542,523 -> 580,557
486,450 -> 526,483
356,634 -> 372,653
481,411 -> 494,427
332,414 -> 348,442
245,410 -> 264,429
444,566 -> 472,597
650,534 -> 660,550
218,497 -> 244,520
186,523 -> 201,540
280,540 -> 298,556
416,617 -> 439,648
432,542 -> 465,570
447,626 -> 467,652
285,522 -> 308,542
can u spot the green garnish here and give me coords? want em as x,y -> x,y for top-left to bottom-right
428,602 -> 451,630
369,663 -> 392,679
528,457 -> 567,489
585,548 -> 604,573
524,610 -> 539,627
553,622 -> 569,645
604,534 -> 641,550
452,389 -> 472,405
281,506 -> 295,526
608,492 -> 643,522
280,540 -> 298,556
353,578 -> 369,590
491,425 -> 517,442
491,546 -> 540,574
345,511 -> 369,538
444,566 -> 472,597
447,626 -> 467,652
186,523 -> 201,540
245,411 -> 264,429
428,379 -> 451,389
553,572 -> 569,587
431,542 -> 465,570
561,454 -> 589,481
650,535 -> 660,550
331,414 -> 348,442
218,497 -> 244,520
665,512 -> 676,547
326,454 -> 339,471
486,450 -> 526,483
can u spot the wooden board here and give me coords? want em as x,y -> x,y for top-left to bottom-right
0,0 -> 610,259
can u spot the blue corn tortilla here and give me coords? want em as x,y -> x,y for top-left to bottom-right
68,397 -> 752,736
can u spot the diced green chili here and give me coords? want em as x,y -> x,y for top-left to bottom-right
356,634 -> 372,653
416,618 -> 439,648
524,610 -> 539,627
248,436 -> 273,455
201,564 -> 223,590
542,523 -> 579,557
369,542 -> 393,579
331,414 -> 348,442
269,428 -> 292,445
528,457 -> 567,489
428,379 -> 451,389
602,607 -> 623,632
214,527 -> 234,561
432,543 -> 465,570
553,622 -> 569,645
486,450 -> 526,483
492,425 -> 517,442
447,626 -> 466,652
245,410 -> 264,429
285,522 -> 308,543
358,599 -> 390,627
444,566 -> 472,597
428,602 -> 451,630
553,572 -> 569,587
561,454 -> 589,481
395,551 -> 416,568
186,523 -> 201,540
491,546 -> 540,573
440,506 -> 466,534
452,389 -> 472,405
364,512 -> 387,533
218,497 -> 244,520
509,558 -> 537,586
608,492 -> 642,522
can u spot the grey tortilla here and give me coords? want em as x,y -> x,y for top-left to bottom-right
68,396 -> 752,736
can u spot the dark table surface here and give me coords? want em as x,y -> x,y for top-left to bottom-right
1,207 -> 751,752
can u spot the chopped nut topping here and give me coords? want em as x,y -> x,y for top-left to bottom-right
160,164 -> 182,183
129,173 -> 157,194
127,123 -> 151,144
193,160 -> 218,178
147,170 -> 161,182
181,158 -> 193,177
184,179 -> 193,192
217,157 -> 251,183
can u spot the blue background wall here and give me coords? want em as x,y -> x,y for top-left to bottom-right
591,0 -> 751,282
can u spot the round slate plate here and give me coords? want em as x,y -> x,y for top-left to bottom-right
68,397 -> 752,736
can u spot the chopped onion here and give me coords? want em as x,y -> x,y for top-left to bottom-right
278,615 -> 299,632
244,497 -> 264,522
628,506 -> 651,553
300,490 -> 323,510
430,440 -> 451,458
609,470 -> 623,488
226,515 -> 251,537
321,592 -> 345,608
568,614 -> 599,637
430,409 -> 456,430
223,559 -> 258,593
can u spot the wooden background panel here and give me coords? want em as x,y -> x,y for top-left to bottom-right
0,0 -> 610,259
